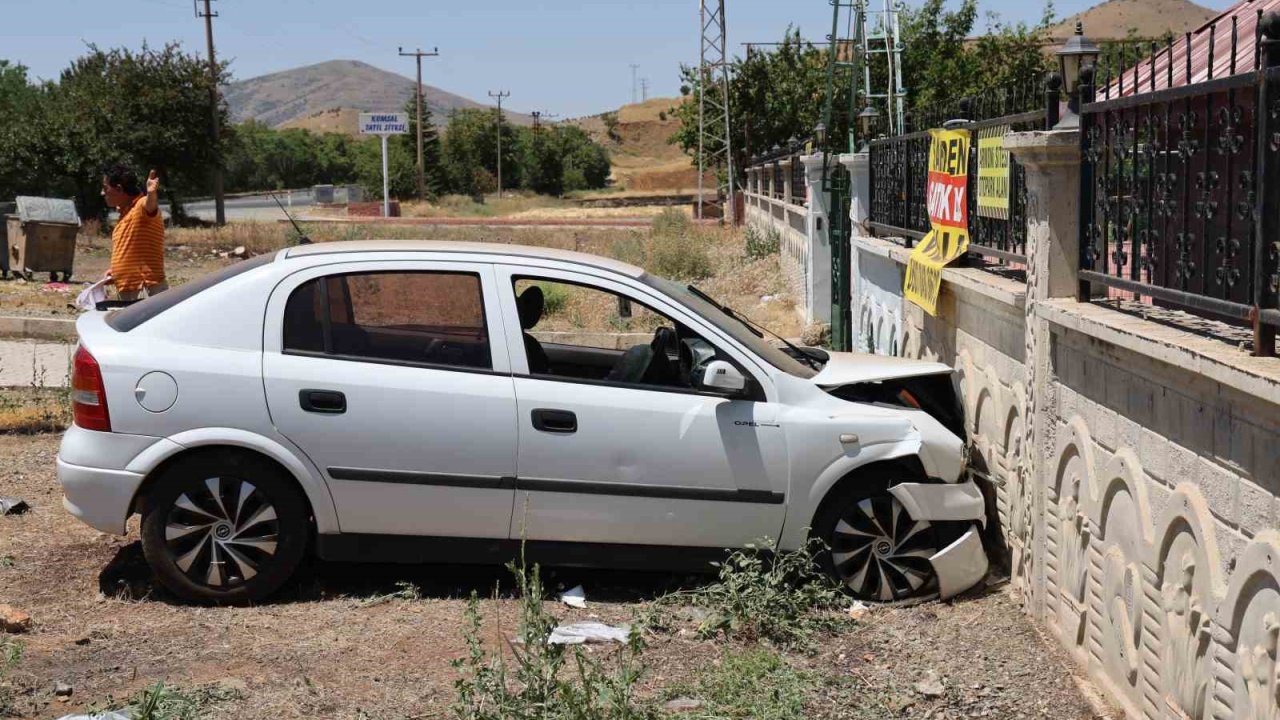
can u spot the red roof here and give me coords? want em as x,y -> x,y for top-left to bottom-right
1103,0 -> 1275,97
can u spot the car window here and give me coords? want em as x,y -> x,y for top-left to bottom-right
512,276 -> 739,393
284,271 -> 491,371
106,253 -> 274,332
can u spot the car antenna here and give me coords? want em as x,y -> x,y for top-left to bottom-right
268,190 -> 312,245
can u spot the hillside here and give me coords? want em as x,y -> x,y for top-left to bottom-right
1045,0 -> 1216,40
224,60 -> 531,133
569,97 -> 706,192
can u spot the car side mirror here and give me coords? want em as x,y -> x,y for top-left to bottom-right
695,359 -> 747,395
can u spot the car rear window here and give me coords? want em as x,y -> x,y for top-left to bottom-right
105,253 -> 275,332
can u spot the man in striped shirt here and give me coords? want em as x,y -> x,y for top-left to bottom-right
101,164 -> 168,301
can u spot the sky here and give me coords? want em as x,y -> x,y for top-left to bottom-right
2,0 -> 1237,118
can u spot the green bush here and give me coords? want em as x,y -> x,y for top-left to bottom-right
535,281 -> 571,317
647,209 -> 711,281
642,539 -> 847,650
745,224 -> 781,260
452,553 -> 655,720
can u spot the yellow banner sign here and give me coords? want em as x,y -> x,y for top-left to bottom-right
977,125 -> 1010,219
904,128 -> 971,316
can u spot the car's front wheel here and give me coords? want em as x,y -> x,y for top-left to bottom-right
814,482 -> 941,602
140,452 -> 310,603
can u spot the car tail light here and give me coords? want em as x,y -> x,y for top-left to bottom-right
71,346 -> 111,432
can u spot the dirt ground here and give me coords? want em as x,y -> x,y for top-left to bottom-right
0,433 -> 1108,720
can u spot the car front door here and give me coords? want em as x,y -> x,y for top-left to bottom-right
495,266 -> 788,550
262,261 -> 516,539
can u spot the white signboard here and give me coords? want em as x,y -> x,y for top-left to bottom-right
359,113 -> 409,135
359,113 -> 409,218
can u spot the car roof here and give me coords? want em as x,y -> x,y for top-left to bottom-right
284,240 -> 645,279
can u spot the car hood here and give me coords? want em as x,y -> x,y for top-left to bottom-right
809,351 -> 954,387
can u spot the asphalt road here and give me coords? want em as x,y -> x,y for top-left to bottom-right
184,189 -> 315,222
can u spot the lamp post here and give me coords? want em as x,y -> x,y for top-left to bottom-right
857,105 -> 880,151
1054,22 -> 1100,129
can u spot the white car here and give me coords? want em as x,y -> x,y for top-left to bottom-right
58,241 -> 989,603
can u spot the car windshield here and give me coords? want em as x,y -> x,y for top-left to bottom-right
641,273 -> 818,379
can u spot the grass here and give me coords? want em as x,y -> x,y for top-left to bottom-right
452,552 -> 655,720
639,539 -> 849,651
87,682 -> 244,720
646,209 -> 712,281
402,192 -> 569,219
0,638 -> 22,715
0,388 -> 71,435
668,647 -> 816,720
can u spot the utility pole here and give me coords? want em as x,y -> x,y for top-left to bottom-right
698,0 -> 734,223
640,77 -> 650,102
531,111 -> 558,133
629,64 -> 639,104
196,0 -> 225,226
488,90 -> 510,197
398,46 -> 440,200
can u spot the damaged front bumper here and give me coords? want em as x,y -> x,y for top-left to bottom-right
889,479 -> 990,599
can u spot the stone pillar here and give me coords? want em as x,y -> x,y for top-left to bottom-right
802,153 -> 832,323
839,152 -> 871,233
767,163 -> 777,200
1004,128 -> 1081,623
1005,131 -> 1082,301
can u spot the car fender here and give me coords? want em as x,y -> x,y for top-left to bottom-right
125,427 -> 341,534
777,436 -> 923,551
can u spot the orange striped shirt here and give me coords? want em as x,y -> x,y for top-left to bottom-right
110,196 -> 166,293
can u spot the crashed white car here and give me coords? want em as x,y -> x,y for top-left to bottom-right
57,241 -> 988,603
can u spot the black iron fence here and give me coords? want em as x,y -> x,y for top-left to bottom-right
868,74 -> 1050,264
745,138 -> 813,207
1079,16 -> 1279,353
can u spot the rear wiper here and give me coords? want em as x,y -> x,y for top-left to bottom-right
688,285 -> 823,370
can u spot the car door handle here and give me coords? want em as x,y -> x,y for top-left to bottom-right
531,408 -> 577,434
300,389 -> 346,414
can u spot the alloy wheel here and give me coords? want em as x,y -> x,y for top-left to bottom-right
830,494 -> 937,601
163,477 -> 280,589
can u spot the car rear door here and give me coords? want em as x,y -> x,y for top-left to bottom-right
494,265 -> 789,550
262,260 -> 517,539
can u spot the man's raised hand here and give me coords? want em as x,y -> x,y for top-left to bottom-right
146,170 -> 160,196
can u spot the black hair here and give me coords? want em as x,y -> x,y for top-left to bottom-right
102,163 -> 142,196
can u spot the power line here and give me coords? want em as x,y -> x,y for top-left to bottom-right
398,46 -> 440,200
488,90 -> 511,197
195,0 -> 225,225
640,78 -> 650,102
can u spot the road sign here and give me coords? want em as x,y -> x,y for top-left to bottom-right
358,113 -> 409,135
359,113 -> 409,218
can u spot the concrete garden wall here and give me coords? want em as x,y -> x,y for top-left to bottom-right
845,129 -> 1280,720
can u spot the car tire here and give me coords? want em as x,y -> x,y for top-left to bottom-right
140,452 -> 310,604
812,479 -> 942,602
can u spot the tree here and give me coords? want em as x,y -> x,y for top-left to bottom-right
40,43 -> 231,219
0,61 -> 49,201
516,126 -> 564,196
670,10 -> 1055,179
398,96 -> 447,198
440,108 -> 517,197
557,125 -> 611,192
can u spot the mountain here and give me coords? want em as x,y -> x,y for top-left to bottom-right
223,60 -> 531,132
567,97 -> 702,192
1045,0 -> 1217,41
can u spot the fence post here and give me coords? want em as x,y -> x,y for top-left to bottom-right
1254,12 -> 1280,356
1075,66 -> 1095,302
1046,72 -> 1062,129
802,152 -> 833,324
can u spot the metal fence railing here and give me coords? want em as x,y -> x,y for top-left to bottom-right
868,74 -> 1050,265
1079,19 -> 1279,354
745,138 -> 812,208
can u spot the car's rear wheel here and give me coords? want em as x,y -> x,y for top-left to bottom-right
814,481 -> 940,602
140,453 -> 309,603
